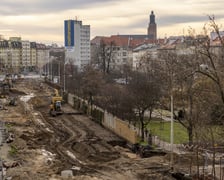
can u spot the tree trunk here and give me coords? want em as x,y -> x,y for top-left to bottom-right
188,92 -> 193,145
88,93 -> 93,115
188,126 -> 193,145
140,113 -> 145,142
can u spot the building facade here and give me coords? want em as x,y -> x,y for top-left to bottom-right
91,35 -> 160,72
0,37 -> 50,74
21,40 -> 31,72
36,43 -> 49,74
64,19 -> 90,69
132,43 -> 159,71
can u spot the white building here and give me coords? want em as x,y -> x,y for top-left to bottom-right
132,43 -> 159,70
64,20 -> 90,70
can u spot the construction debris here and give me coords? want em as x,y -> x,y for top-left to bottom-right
0,77 -> 191,180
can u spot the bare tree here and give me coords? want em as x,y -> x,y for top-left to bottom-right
195,16 -> 224,105
64,58 -> 80,94
157,47 -> 207,145
100,83 -> 134,120
190,18 -> 224,155
98,39 -> 115,74
80,65 -> 105,113
127,70 -> 161,141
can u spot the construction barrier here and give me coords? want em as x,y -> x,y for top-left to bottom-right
68,93 -> 138,144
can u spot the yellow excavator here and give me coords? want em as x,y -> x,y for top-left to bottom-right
49,89 -> 63,116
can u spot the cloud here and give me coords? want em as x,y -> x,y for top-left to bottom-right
0,0 -> 223,44
158,15 -> 208,27
0,0 -> 125,15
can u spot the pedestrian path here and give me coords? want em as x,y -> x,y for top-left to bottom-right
145,109 -> 172,121
152,136 -> 185,154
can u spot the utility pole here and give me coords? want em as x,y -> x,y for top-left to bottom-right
170,69 -> 174,171
63,63 -> 66,92
170,92 -> 174,170
58,61 -> 60,84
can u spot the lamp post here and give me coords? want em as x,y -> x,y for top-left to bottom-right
170,69 -> 174,170
63,62 -> 66,92
170,92 -> 174,170
58,61 -> 60,84
47,58 -> 49,79
51,58 -> 53,82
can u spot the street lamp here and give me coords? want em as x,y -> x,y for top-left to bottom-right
47,57 -> 50,79
63,57 -> 70,92
170,70 -> 174,170
55,56 -> 61,84
51,57 -> 53,82
63,62 -> 66,92
170,91 -> 174,170
58,61 -> 60,84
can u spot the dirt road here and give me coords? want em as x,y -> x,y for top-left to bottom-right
0,78 -> 173,180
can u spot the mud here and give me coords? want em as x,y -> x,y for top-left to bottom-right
0,78 -> 174,180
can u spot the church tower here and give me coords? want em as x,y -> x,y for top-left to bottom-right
147,11 -> 157,40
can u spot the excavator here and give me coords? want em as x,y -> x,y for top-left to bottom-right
49,89 -> 63,116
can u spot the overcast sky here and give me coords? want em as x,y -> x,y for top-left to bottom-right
0,0 -> 223,45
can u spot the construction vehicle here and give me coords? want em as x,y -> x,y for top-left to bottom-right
49,89 -> 63,116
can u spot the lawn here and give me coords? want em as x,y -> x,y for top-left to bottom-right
148,119 -> 189,144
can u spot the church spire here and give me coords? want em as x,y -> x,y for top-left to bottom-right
150,11 -> 155,24
148,10 -> 157,40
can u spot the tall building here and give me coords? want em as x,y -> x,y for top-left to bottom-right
64,19 -> 90,69
147,11 -> 157,40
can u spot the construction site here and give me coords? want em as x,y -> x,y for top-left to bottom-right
0,75 -> 214,180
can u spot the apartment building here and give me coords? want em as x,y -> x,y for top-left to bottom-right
21,40 -> 31,72
36,43 -> 49,74
0,41 -> 10,72
64,19 -> 90,69
30,42 -> 37,68
10,41 -> 22,73
132,43 -> 160,70
91,35 -> 158,72
0,38 -> 50,74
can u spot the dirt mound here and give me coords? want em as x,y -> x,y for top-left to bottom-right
9,88 -> 27,95
72,141 -> 120,162
29,96 -> 50,108
19,130 -> 52,148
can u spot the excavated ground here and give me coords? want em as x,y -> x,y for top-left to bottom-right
0,78 -> 175,180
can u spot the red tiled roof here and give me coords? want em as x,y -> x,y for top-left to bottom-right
210,36 -> 224,46
91,36 -> 105,45
91,35 -> 164,48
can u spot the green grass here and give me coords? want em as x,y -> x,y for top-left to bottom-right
9,145 -> 18,156
148,119 -> 189,144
